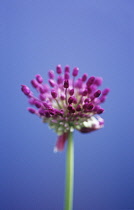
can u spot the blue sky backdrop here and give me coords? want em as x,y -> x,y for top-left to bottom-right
1,0 -> 134,209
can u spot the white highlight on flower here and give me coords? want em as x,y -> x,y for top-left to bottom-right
83,116 -> 104,129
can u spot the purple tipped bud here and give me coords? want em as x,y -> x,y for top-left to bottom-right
39,94 -> 46,101
49,79 -> 55,87
68,105 -> 75,113
31,79 -> 38,88
56,65 -> 62,74
72,67 -> 79,77
29,98 -> 35,105
100,96 -> 106,103
38,109 -> 45,116
102,88 -> 110,96
92,105 -> 99,112
43,102 -> 50,108
57,76 -> 63,84
21,85 -> 31,96
82,89 -> 88,96
86,76 -> 95,86
65,65 -> 70,73
51,90 -> 57,99
69,89 -> 74,96
83,103 -> 88,110
60,94 -> 65,100
94,90 -> 101,98
84,98 -> 90,103
82,73 -> 88,82
87,85 -> 97,94
68,104 -> 73,110
48,70 -> 55,79
64,72 -> 70,80
75,78 -> 83,88
76,105 -> 81,111
39,86 -> 46,94
94,77 -> 103,86
68,96 -> 74,104
45,111 -> 51,118
97,108 -> 104,114
36,74 -> 43,83
64,80 -> 69,88
70,107 -> 75,113
27,108 -> 36,114
35,101 -> 42,108
73,97 -> 77,104
87,103 -> 94,110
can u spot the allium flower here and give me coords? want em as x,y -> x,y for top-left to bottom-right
21,65 -> 110,210
21,65 -> 109,151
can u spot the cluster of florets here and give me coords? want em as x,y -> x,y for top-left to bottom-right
21,65 -> 109,151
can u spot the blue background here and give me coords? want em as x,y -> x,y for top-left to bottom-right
1,0 -> 134,209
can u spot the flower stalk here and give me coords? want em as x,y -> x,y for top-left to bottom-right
65,131 -> 74,210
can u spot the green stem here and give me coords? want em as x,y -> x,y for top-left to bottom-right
64,131 -> 74,210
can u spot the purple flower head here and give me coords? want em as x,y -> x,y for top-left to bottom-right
21,65 -> 110,152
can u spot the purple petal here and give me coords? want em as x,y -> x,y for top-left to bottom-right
54,133 -> 68,152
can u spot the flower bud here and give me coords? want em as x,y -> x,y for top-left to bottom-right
69,89 -> 74,96
31,79 -> 38,88
94,90 -> 101,98
68,104 -> 73,110
48,70 -> 55,79
27,108 -> 36,114
94,77 -> 103,86
65,65 -> 70,73
68,96 -> 74,104
35,101 -> 42,108
21,85 -> 31,96
72,67 -> 79,76
57,76 -> 63,84
64,80 -> 69,88
87,103 -> 94,110
100,96 -> 106,103
86,76 -> 95,86
82,73 -> 88,82
39,86 -> 46,94
49,79 -> 55,87
45,111 -> 51,118
84,98 -> 90,103
60,95 -> 65,100
82,89 -> 88,96
97,108 -> 104,114
39,94 -> 46,101
56,65 -> 62,74
102,88 -> 110,96
51,90 -> 57,99
76,105 -> 81,111
64,72 -> 70,80
83,103 -> 88,110
36,74 -> 43,83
